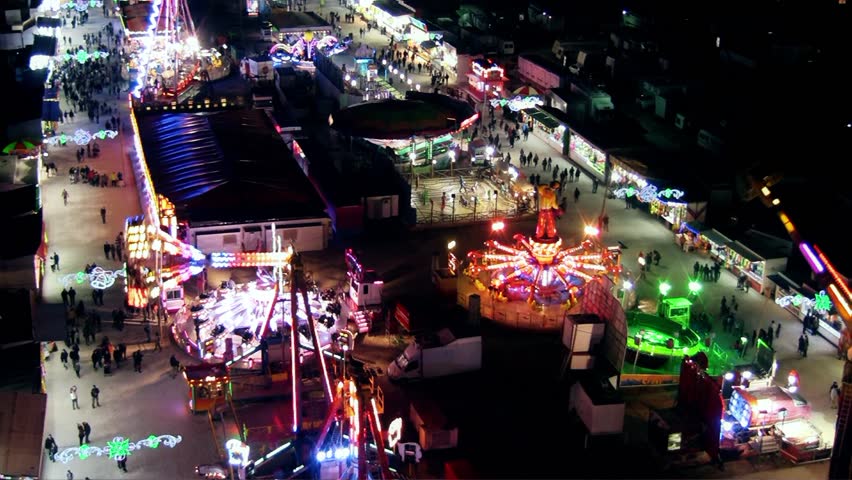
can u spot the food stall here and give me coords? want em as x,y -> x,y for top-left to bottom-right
698,229 -> 732,262
725,232 -> 790,294
520,107 -> 567,152
184,362 -> 231,413
721,385 -> 828,462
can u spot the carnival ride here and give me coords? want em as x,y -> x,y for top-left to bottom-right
465,186 -> 621,307
269,34 -> 351,64
122,0 -> 229,101
625,311 -> 703,369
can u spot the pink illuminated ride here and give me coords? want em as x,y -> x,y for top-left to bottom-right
466,190 -> 621,306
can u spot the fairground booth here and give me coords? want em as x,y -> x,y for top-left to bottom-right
540,106 -> 645,181
608,147 -> 708,231
676,223 -> 732,259
363,0 -> 414,40
649,352 -> 830,467
466,58 -> 506,101
267,9 -> 332,44
724,230 -> 791,295
519,106 -> 567,153
130,107 -> 331,254
183,362 -> 232,413
770,272 -> 847,346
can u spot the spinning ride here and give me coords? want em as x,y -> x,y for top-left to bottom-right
122,0 -> 228,101
268,34 -> 350,64
466,184 -> 621,307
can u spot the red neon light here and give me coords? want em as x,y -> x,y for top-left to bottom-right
814,245 -> 852,300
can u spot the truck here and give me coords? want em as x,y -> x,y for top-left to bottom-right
387,329 -> 482,381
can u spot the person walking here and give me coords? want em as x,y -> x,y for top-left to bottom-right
133,350 -> 143,373
73,359 -> 81,378
90,384 -> 100,408
103,242 -> 111,260
70,386 -> 79,410
82,421 -> 91,443
100,206 -> 106,224
775,322 -> 782,339
68,287 -> 76,305
170,355 -> 180,378
573,187 -> 580,202
116,455 -> 128,472
44,434 -> 58,462
60,349 -> 69,369
62,189 -> 69,206
77,424 -> 85,446
831,381 -> 841,409
61,288 -> 69,306
53,252 -> 61,271
66,470 -> 74,480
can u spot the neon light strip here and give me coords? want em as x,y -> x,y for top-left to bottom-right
370,397 -> 382,440
290,317 -> 299,433
129,110 -> 161,225
798,242 -> 825,274
828,284 -> 852,318
56,434 -> 182,464
815,245 -> 852,300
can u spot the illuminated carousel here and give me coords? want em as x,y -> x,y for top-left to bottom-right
173,267 -> 339,362
460,183 -> 622,330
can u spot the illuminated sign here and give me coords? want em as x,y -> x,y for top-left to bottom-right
387,418 -> 403,449
775,291 -> 833,312
226,439 -> 251,466
56,434 -> 182,464
489,95 -> 544,112
613,185 -> 685,203
44,129 -> 118,146
59,266 -> 127,289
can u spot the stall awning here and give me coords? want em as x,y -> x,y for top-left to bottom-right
727,241 -> 764,262
700,228 -> 731,246
522,108 -> 561,130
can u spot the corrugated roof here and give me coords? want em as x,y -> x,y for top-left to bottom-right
136,109 -> 327,225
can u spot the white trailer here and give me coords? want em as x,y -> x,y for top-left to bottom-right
387,329 -> 482,381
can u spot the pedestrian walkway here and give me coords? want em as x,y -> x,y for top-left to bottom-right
39,5 -> 219,479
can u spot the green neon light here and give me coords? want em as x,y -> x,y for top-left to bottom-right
107,437 -> 131,459
814,290 -> 831,312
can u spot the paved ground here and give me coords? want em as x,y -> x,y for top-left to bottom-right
39,5 -> 218,479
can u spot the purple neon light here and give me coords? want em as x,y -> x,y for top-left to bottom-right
799,243 -> 825,274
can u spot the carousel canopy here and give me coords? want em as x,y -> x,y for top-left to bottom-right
330,91 -> 476,140
135,109 -> 327,226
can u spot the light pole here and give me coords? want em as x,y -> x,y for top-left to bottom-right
448,149 -> 456,176
486,145 -> 494,166
431,159 -> 436,178
451,193 -> 456,222
382,59 -> 387,80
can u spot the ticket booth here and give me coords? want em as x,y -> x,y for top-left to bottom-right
184,362 -> 231,413
661,297 -> 692,329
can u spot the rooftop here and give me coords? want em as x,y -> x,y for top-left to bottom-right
268,9 -> 332,32
372,0 -> 415,18
135,109 -> 327,226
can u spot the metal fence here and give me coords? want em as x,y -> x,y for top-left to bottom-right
414,206 -> 534,227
